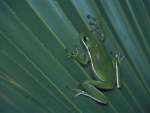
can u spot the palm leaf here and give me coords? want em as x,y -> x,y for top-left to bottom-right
0,0 -> 150,113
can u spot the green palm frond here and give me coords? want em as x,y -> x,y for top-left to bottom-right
0,0 -> 150,113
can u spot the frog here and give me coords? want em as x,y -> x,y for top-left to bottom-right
65,15 -> 125,104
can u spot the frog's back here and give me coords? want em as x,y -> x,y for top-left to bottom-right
88,40 -> 116,83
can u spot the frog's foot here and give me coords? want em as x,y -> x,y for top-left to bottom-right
87,15 -> 99,29
66,86 -> 84,99
87,15 -> 105,41
65,45 -> 79,60
87,14 -> 103,26
66,81 -> 83,100
111,48 -> 125,64
66,46 -> 89,64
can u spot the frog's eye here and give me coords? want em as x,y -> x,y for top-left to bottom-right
84,36 -> 89,42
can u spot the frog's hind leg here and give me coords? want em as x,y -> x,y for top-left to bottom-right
67,85 -> 107,104
67,80 -> 110,104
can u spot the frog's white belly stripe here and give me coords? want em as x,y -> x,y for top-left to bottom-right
87,50 -> 104,81
82,40 -> 104,81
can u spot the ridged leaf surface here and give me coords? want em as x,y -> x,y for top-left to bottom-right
0,0 -> 150,113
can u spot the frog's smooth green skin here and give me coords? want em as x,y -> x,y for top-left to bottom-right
66,15 -> 125,104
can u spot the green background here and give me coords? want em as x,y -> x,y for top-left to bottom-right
0,0 -> 150,113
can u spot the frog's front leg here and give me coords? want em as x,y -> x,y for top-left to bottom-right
111,49 -> 125,88
66,45 -> 89,65
87,15 -> 105,41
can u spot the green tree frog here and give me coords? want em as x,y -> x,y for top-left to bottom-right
66,15 -> 125,104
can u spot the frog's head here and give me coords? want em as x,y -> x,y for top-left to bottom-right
79,29 -> 98,48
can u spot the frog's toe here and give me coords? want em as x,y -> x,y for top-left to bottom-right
87,15 -> 91,18
87,15 -> 97,21
89,22 -> 93,25
74,45 -> 78,48
65,48 -> 68,52
118,48 -> 126,62
66,56 -> 71,60
120,55 -> 125,61
110,51 -> 113,54
89,22 -> 98,27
